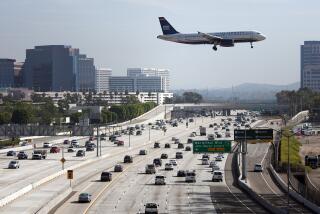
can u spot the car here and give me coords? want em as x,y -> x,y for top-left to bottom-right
85,140 -> 91,147
145,203 -> 159,214
177,170 -> 186,177
124,155 -> 133,163
187,138 -> 193,144
86,145 -> 94,152
185,171 -> 196,183
50,146 -> 60,153
78,193 -> 92,203
164,143 -> 171,148
71,141 -> 80,147
17,151 -> 28,159
154,142 -> 160,148
172,137 -> 177,141
67,147 -> 76,153
139,149 -> 147,155
100,134 -> 106,140
215,156 -> 222,161
202,154 -> 210,160
169,159 -> 177,166
209,161 -> 217,168
209,124 -> 214,128
145,164 -> 156,174
160,153 -> 168,159
174,139 -> 180,144
165,163 -> 173,171
178,143 -> 184,149
89,136 -> 95,141
212,165 -> 220,171
76,150 -> 85,157
32,154 -> 42,160
136,130 -> 142,135
19,140 -> 28,146
100,171 -> 112,182
153,158 -> 162,167
176,152 -> 183,159
189,118 -> 194,122
7,150 -> 16,156
109,135 -> 117,142
63,139 -> 70,144
202,158 -> 209,165
114,164 -> 123,172
8,160 -> 20,169
189,133 -> 196,137
155,175 -> 166,185
212,171 -> 223,182
117,140 -> 124,146
43,142 -> 52,148
254,163 -> 263,172
185,146 -> 191,151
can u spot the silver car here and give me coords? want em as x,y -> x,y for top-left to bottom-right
8,160 -> 20,169
78,193 -> 92,203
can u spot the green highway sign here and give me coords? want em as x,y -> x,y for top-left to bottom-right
193,140 -> 231,153
234,129 -> 273,141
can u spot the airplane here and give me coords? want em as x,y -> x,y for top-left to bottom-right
157,17 -> 266,51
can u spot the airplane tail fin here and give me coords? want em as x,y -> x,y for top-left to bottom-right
159,17 -> 179,35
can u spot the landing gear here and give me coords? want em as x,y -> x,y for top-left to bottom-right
250,42 -> 253,49
212,45 -> 217,51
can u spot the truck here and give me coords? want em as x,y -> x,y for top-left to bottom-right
305,155 -> 319,169
200,126 -> 206,136
33,150 -> 47,159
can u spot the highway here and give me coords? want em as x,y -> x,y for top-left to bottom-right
53,114 -> 267,214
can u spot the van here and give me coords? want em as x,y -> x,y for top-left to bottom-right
145,164 -> 156,174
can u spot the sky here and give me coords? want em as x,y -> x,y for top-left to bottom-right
0,0 -> 320,89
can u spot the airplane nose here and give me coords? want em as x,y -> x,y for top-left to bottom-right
260,34 -> 266,41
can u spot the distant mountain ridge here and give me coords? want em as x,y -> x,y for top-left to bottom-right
173,82 -> 300,101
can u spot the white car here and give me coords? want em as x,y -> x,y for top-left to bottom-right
8,160 -> 20,169
71,141 -> 80,147
212,165 -> 220,171
215,156 -> 222,161
202,158 -> 209,165
254,163 -> 263,172
185,171 -> 196,183
169,160 -> 177,166
43,142 -> 52,148
165,163 -> 173,171
212,171 -> 223,182
209,161 -> 217,168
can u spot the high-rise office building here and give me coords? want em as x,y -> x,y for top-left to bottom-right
109,75 -> 164,92
109,76 -> 135,92
0,59 -> 15,88
95,68 -> 112,93
301,41 -> 320,91
127,68 -> 170,92
23,45 -> 96,92
77,54 -> 96,92
14,62 -> 24,87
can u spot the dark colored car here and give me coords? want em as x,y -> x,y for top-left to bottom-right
164,143 -> 171,148
161,153 -> 168,159
185,146 -> 191,151
209,124 -> 214,128
136,130 -> 142,135
50,146 -> 60,153
78,193 -> 92,203
63,139 -> 70,144
7,151 -> 16,156
154,142 -> 160,148
17,151 -> 28,159
109,135 -> 117,142
187,138 -> 193,144
101,171 -> 112,181
86,145 -> 94,151
117,140 -> 124,146
124,155 -> 133,163
153,158 -> 162,167
176,152 -> 183,159
178,143 -> 184,149
114,164 -> 123,172
76,150 -> 85,157
177,170 -> 186,177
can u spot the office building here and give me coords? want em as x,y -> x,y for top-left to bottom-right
95,68 -> 112,93
109,76 -> 135,92
0,59 -> 15,88
77,54 -> 96,92
14,62 -> 24,87
301,41 -> 320,91
127,68 -> 170,92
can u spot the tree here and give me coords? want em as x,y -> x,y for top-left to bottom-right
0,112 -> 11,124
182,92 -> 203,104
11,108 -> 33,124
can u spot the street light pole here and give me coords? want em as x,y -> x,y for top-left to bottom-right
129,130 -> 131,148
287,135 -> 290,213
148,126 -> 151,142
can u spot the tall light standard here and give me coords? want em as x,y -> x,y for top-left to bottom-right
148,125 -> 151,142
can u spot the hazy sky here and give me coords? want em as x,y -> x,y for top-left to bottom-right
1,0 -> 320,89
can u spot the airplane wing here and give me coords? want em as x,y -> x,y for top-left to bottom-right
198,31 -> 222,43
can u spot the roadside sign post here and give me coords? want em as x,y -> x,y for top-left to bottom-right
61,147 -> 65,170
67,170 -> 73,187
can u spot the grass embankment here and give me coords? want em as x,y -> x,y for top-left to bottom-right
0,138 -> 20,149
280,128 -> 303,169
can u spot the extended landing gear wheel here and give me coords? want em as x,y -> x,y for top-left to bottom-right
212,46 -> 217,51
250,42 -> 253,48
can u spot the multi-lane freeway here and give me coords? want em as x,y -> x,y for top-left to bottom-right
0,108 -> 315,214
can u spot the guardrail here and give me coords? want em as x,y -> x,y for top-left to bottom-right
269,164 -> 320,214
